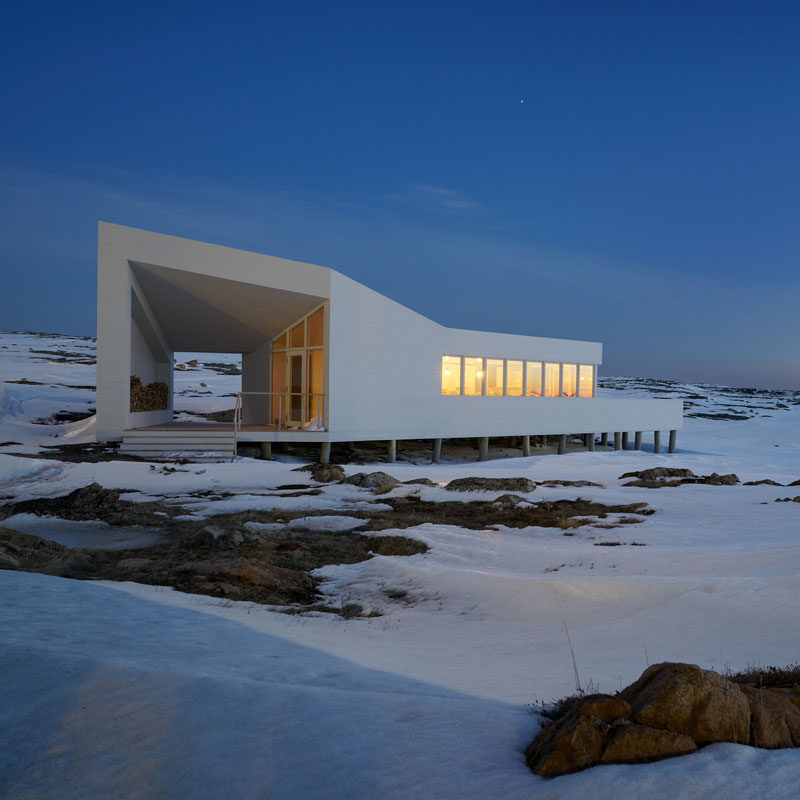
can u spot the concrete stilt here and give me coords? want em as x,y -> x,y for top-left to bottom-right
634,431 -> 642,451
614,432 -> 622,451
622,432 -> 629,450
558,434 -> 567,455
259,442 -> 272,460
432,438 -> 442,464
320,442 -> 331,464
601,432 -> 609,447
387,439 -> 396,463
522,435 -> 531,457
653,431 -> 661,454
587,433 -> 596,451
668,429 -> 677,454
478,436 -> 489,461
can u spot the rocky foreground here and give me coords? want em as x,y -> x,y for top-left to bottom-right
0,473 -> 655,609
527,662 -> 800,778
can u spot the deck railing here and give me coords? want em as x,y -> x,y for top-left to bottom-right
233,391 -> 327,450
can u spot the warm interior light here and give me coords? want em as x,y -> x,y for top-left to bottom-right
476,371 -> 484,378
444,370 -> 451,376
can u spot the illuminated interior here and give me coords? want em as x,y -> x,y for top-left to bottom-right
562,364 -> 577,397
307,306 -> 324,347
441,355 -> 462,395
440,354 -> 597,400
464,357 -> 484,396
307,348 -> 324,418
506,360 -> 523,396
271,304 -> 326,424
486,359 -> 504,396
579,364 -> 594,398
526,361 -> 542,396
544,363 -> 560,397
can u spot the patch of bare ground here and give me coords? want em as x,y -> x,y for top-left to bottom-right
176,408 -> 235,422
28,348 -> 95,364
364,496 -> 654,532
0,482 -> 656,604
2,442 -> 146,463
32,409 -> 96,425
0,520 -> 425,608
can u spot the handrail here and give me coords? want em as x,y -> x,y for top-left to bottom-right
233,391 -> 327,460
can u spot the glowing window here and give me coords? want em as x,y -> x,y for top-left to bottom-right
289,321 -> 305,349
272,333 -> 286,351
526,361 -> 542,396
307,349 -> 325,419
307,307 -> 324,347
441,356 -> 462,395
579,365 -> 594,398
486,359 -> 504,396
562,364 -> 577,397
464,357 -> 484,396
544,363 -> 560,397
506,360 -> 523,396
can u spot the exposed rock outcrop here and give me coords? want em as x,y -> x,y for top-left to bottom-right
306,463 -> 346,483
444,477 -> 536,493
526,662 -> 800,778
343,471 -> 401,492
620,468 -> 739,487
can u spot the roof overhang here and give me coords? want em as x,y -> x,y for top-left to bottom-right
129,261 -> 326,353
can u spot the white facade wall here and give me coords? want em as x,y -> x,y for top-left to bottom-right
98,223 -> 683,444
326,272 -> 682,441
130,319 -> 158,385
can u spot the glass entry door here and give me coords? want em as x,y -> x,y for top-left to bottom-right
287,349 -> 306,426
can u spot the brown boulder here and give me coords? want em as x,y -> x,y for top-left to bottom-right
525,695 -> 629,778
310,463 -> 346,482
618,662 -> 750,744
525,662 -> 800,779
600,724 -> 696,763
343,471 -> 400,492
741,686 -> 800,748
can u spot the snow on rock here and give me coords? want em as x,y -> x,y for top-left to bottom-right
288,515 -> 366,531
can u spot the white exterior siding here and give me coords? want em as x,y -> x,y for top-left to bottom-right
97,223 -> 683,444
326,271 -> 679,441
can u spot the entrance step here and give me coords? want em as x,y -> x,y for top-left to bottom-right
120,427 -> 236,461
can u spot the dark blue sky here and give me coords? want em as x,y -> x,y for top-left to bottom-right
1,1 -> 798,388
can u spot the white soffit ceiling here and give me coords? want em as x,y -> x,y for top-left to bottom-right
131,262 -> 326,352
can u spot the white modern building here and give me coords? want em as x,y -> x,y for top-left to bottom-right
96,222 -> 682,460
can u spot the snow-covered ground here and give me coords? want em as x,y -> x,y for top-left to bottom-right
2,332 -> 800,799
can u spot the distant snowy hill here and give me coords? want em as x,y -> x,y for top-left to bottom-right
1,330 -> 797,454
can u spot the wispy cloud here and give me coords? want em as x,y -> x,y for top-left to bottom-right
385,183 -> 479,212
